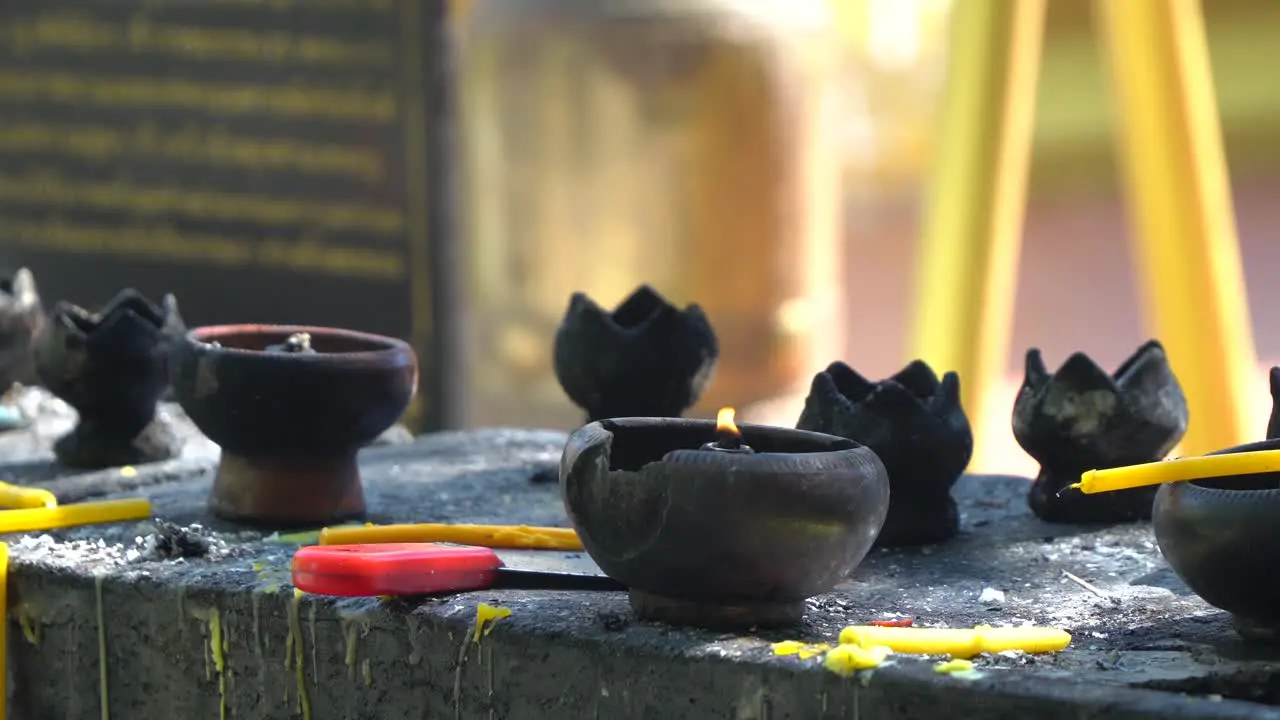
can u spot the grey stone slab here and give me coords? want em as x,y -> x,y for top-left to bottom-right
2,423 -> 1279,719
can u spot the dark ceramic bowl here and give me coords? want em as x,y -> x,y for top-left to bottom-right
797,360 -> 972,548
1152,438 -> 1280,644
35,290 -> 185,468
561,417 -> 889,628
553,285 -> 718,422
171,324 -> 417,525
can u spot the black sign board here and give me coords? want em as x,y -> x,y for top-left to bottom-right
0,0 -> 454,430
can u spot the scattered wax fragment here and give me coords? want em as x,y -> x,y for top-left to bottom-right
119,466 -> 138,478
934,658 -> 985,680
771,641 -> 831,659
821,643 -> 892,677
472,603 -> 512,643
867,617 -> 914,628
934,658 -> 974,674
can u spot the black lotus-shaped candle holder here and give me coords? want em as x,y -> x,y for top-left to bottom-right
1013,340 -> 1188,523
561,416 -> 889,629
797,360 -> 973,547
171,325 -> 417,526
1152,367 -> 1280,645
34,290 -> 186,469
553,285 -> 718,422
0,268 -> 46,425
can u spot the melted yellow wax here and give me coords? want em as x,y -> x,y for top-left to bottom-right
472,603 -> 512,643
95,574 -> 108,720
821,644 -> 892,677
771,641 -> 831,660
285,589 -> 311,720
16,604 -> 40,645
936,655 -> 972,671
209,610 -> 228,720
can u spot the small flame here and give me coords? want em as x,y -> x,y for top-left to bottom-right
716,407 -> 741,438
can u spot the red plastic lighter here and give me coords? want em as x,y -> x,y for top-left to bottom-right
292,543 -> 625,597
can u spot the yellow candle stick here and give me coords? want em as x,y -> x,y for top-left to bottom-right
0,542 -> 7,720
839,624 -> 1070,659
0,482 -> 57,510
1097,0 -> 1256,456
319,523 -> 584,551
1073,450 -> 1280,494
906,0 -> 1046,470
0,498 -> 152,535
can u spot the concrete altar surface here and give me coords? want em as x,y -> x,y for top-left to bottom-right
2,398 -> 1279,719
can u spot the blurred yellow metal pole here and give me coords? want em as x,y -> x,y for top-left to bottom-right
907,0 -> 1046,467
1097,0 -> 1256,455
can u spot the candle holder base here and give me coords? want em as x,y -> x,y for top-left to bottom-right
208,452 -> 366,528
1233,615 -> 1280,646
628,589 -> 805,629
53,415 -> 183,470
876,495 -> 960,548
1029,468 -> 1157,524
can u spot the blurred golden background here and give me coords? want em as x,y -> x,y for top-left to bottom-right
453,0 -> 1280,476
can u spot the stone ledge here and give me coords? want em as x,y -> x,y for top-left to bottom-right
3,426 -> 1279,719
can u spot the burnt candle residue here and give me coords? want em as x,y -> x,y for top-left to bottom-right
266,332 -> 316,354
700,428 -> 754,454
701,407 -> 754,454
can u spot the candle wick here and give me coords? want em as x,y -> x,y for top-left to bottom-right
716,431 -> 744,450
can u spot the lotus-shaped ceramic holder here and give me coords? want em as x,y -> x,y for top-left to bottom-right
1013,340 -> 1188,524
171,325 -> 417,526
561,417 -> 889,629
34,290 -> 185,468
0,268 -> 46,429
1153,367 -> 1280,645
797,360 -> 972,547
553,285 -> 718,422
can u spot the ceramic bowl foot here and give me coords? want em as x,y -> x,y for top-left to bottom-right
1232,615 -> 1280,645
208,452 -> 365,527
628,589 -> 805,629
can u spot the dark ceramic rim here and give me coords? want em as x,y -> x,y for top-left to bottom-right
1172,437 -> 1280,499
186,324 -> 414,366
596,416 -> 859,456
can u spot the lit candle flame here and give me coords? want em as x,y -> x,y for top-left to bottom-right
716,407 -> 741,438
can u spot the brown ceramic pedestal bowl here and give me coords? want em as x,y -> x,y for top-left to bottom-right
171,325 -> 417,527
561,417 -> 890,629
1152,438 -> 1280,644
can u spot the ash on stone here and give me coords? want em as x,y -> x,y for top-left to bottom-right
597,610 -> 630,632
151,519 -> 215,559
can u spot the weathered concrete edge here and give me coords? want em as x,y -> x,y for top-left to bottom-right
10,566 -> 1277,720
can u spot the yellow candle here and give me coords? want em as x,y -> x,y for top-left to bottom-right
1073,450 -> 1280,494
0,482 -> 57,510
838,624 -> 1070,659
318,523 -> 584,551
0,542 -> 7,720
0,498 -> 152,535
